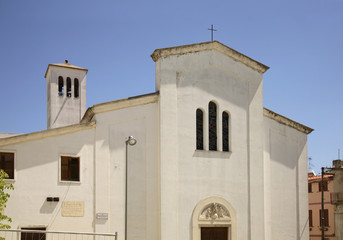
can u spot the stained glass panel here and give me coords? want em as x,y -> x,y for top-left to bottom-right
209,102 -> 217,151
222,112 -> 229,152
196,109 -> 204,150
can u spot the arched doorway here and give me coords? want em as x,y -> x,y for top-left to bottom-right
192,196 -> 237,240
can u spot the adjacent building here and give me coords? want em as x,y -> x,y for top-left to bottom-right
0,41 -> 313,240
331,160 -> 343,240
308,172 -> 335,239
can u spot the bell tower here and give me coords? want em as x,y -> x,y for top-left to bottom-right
45,60 -> 88,129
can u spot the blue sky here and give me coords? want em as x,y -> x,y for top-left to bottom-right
1,0 -> 342,173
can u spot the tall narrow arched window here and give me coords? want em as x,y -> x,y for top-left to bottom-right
74,78 -> 79,98
222,112 -> 229,152
209,101 -> 217,151
66,77 -> 72,97
58,76 -> 64,96
196,109 -> 204,150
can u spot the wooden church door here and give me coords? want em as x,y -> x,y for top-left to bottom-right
201,227 -> 228,240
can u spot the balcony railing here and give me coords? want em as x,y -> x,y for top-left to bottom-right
0,229 -> 117,240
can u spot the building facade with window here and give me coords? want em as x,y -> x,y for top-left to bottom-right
0,41 -> 313,240
308,172 -> 335,239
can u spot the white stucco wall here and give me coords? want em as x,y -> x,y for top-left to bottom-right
92,102 -> 159,240
263,116 -> 309,240
1,100 -> 159,239
0,98 -> 159,240
1,128 -> 95,231
156,49 -> 266,240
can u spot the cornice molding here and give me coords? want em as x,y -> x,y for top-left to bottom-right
0,93 -> 159,147
151,41 -> 269,73
45,63 -> 88,78
81,92 -> 159,123
264,108 -> 313,135
0,121 -> 96,147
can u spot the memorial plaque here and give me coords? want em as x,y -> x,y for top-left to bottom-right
62,201 -> 84,217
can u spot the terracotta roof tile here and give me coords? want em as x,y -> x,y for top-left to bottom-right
308,174 -> 333,182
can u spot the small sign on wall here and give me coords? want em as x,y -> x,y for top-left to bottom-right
96,213 -> 108,220
62,201 -> 84,217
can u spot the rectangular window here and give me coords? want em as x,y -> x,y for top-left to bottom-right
309,210 -> 313,227
0,152 -> 14,179
319,181 -> 328,192
61,156 -> 80,181
319,209 -> 329,227
308,183 -> 312,193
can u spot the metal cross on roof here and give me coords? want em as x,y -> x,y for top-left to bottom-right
208,24 -> 217,41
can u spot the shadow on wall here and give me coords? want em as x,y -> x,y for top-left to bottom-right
15,130 -> 93,171
176,64 -> 258,111
40,200 -> 59,214
265,125 -> 308,239
268,125 -> 307,170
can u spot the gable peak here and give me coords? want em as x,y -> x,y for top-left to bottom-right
151,41 -> 269,73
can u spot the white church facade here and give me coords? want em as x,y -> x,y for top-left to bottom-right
0,41 -> 313,240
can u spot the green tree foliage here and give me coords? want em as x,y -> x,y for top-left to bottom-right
0,170 -> 13,229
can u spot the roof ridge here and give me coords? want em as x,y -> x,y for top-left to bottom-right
151,41 -> 269,73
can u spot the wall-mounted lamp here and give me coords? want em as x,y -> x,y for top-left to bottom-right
126,136 -> 137,146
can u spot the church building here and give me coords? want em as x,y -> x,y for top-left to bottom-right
0,41 -> 313,240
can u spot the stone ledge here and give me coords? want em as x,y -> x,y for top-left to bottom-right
264,108 -> 313,134
0,121 -> 96,147
81,92 -> 159,123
